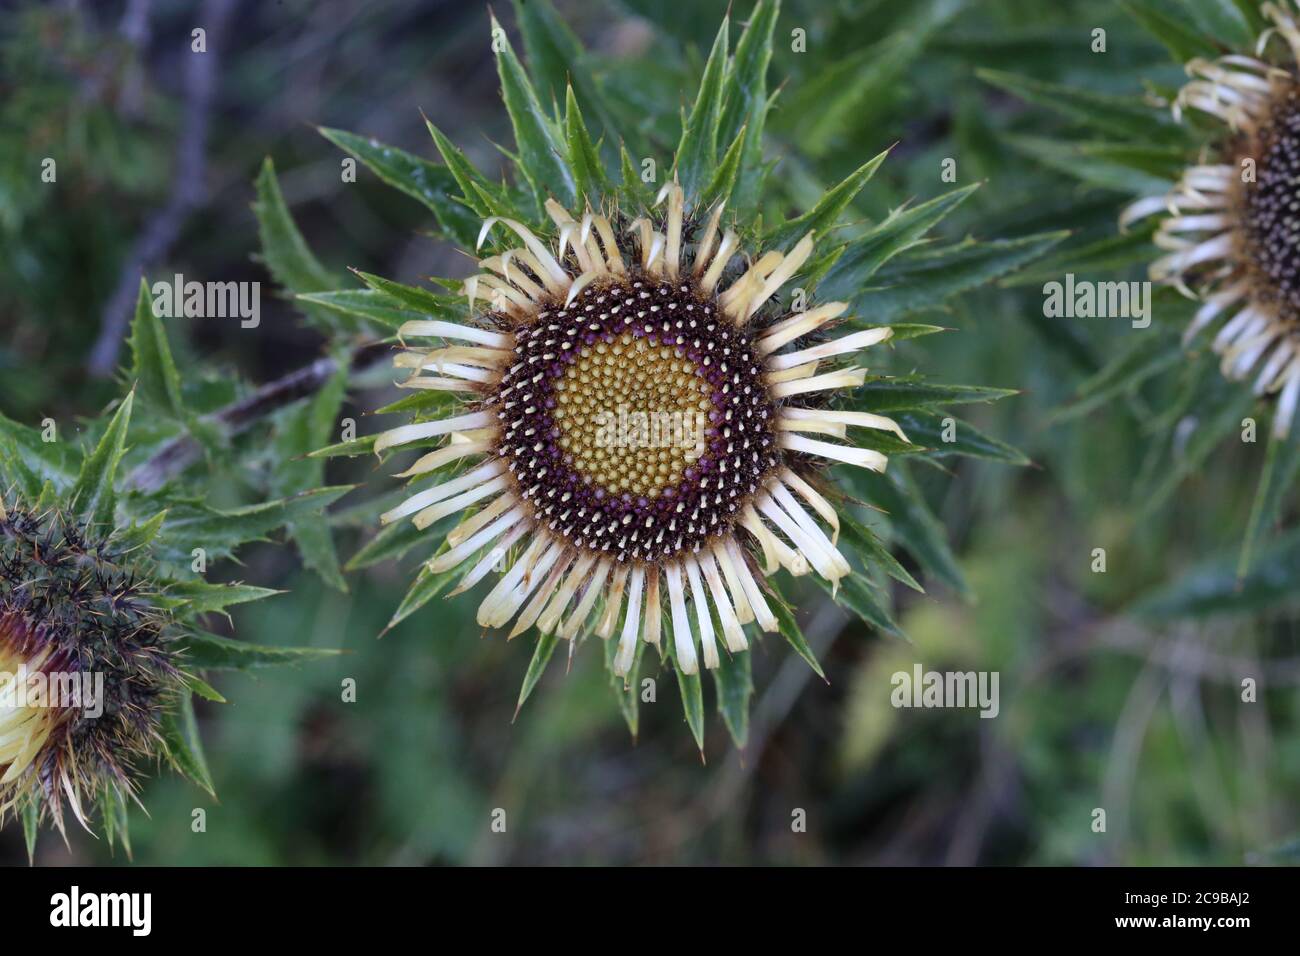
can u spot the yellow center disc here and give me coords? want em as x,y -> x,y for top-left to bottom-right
552,333 -> 714,497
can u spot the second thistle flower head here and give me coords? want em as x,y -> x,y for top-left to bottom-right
1125,1 -> 1300,435
0,498 -> 182,837
2,317 -> 352,849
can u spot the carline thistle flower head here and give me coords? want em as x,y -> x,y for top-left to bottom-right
373,182 -> 906,678
0,497 -> 181,837
1125,1 -> 1300,436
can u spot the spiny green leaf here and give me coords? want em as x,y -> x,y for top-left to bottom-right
849,425 -> 927,458
604,636 -> 645,739
816,567 -> 906,640
424,119 -> 520,222
510,0 -> 583,110
384,562 -> 459,633
977,68 -> 1183,142
1006,135 -> 1178,195
1119,0 -> 1221,61
896,411 -> 1031,465
564,85 -> 612,203
371,391 -> 457,417
517,630 -> 560,718
1050,331 -> 1181,423
346,512 -> 457,571
35,481 -> 59,511
328,485 -> 412,529
319,127 -> 480,248
158,581 -> 282,616
1074,142 -> 1188,183
182,672 -> 226,704
178,629 -> 343,670
113,511 -> 167,553
98,788 -> 131,857
0,413 -> 78,493
780,1 -> 960,157
70,390 -> 133,529
253,157 -> 336,289
273,363 -> 350,591
850,378 -> 1019,413
490,12 -> 578,209
296,289 -> 424,333
882,323 -> 949,342
712,648 -> 752,748
96,790 -> 116,853
841,511 -> 924,593
1000,223 -> 1159,288
351,270 -> 461,320
819,183 -> 980,297
512,0 -> 625,152
620,141 -> 652,206
764,148 -> 890,253
22,799 -> 37,863
273,365 -> 350,488
128,279 -> 185,419
159,691 -> 214,796
768,585 -> 825,678
844,464 -> 971,598
310,434 -> 377,459
155,486 -> 353,565
700,123 -> 747,208
0,433 -> 45,503
717,0 -> 778,212
675,662 -> 706,753
674,14 -> 730,200
252,158 -> 352,335
1182,0 -> 1255,48
852,231 -> 1068,322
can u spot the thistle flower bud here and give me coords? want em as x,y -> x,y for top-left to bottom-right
0,500 -> 182,837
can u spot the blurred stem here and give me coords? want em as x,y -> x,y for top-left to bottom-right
88,0 -> 238,376
125,342 -> 388,493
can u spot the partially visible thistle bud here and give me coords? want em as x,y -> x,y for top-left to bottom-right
0,496 -> 183,839
2,379 -> 348,850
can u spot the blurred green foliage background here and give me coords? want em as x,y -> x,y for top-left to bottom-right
1,0 -> 1296,865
